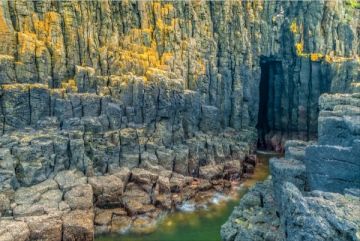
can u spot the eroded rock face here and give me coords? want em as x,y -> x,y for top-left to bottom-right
281,182 -> 360,241
221,180 -> 284,241
24,215 -> 63,241
0,0 -> 357,152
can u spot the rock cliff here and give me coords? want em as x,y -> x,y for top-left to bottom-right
0,1 -> 359,240
0,0 -> 359,141
221,93 -> 360,241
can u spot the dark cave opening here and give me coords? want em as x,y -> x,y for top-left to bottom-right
257,61 -> 270,149
256,58 -> 283,150
256,58 -> 327,151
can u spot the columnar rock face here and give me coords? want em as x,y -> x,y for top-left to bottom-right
221,93 -> 360,241
0,0 -> 357,186
0,1 -> 359,240
0,0 -> 358,137
305,93 -> 360,193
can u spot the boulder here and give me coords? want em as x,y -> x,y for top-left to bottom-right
305,143 -> 360,193
122,183 -> 152,215
0,220 -> 30,241
54,170 -> 87,192
88,175 -> 124,207
131,168 -> 158,186
112,167 -> 131,184
154,193 -> 172,210
281,182 -> 360,241
111,215 -> 132,233
169,173 -> 188,193
199,164 -> 224,180
62,210 -> 94,241
64,184 -> 93,210
25,214 -> 62,241
14,179 -> 58,204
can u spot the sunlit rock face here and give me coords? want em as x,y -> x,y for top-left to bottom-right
0,1 -> 359,240
0,1 -> 358,133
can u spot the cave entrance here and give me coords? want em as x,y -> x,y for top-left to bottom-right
256,57 -> 328,151
256,58 -> 283,150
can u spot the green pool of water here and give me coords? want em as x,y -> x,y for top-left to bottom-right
97,152 -> 278,241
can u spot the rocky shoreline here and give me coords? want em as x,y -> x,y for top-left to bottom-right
221,93 -> 360,241
0,128 -> 258,240
0,168 -> 241,240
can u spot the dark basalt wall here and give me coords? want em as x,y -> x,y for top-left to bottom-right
0,0 -> 358,187
0,1 -> 358,131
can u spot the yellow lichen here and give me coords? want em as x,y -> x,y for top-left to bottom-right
290,21 -> 298,33
346,0 -> 360,9
161,3 -> 174,15
295,43 -> 356,63
1,83 -> 48,91
61,79 -> 78,92
291,24 -> 357,64
324,55 -> 332,63
310,53 -> 323,61
295,42 -> 304,56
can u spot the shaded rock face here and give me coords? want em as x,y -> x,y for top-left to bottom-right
222,93 -> 360,241
305,93 -> 360,193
